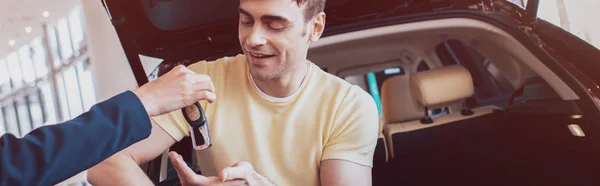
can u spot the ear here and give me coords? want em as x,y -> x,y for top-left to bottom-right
309,12 -> 326,42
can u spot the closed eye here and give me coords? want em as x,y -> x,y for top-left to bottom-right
240,15 -> 254,26
268,22 -> 287,30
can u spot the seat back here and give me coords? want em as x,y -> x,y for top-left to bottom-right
380,75 -> 423,125
382,65 -> 505,184
383,65 -> 499,158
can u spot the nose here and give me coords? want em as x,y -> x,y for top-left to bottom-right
246,27 -> 267,47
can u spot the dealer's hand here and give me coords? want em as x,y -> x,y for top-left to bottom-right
132,65 -> 216,117
219,162 -> 276,186
169,152 -> 246,186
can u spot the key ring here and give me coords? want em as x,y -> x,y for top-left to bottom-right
182,102 -> 212,150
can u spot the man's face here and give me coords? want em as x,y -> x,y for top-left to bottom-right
238,0 -> 320,81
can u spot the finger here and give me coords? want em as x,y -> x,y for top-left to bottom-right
191,81 -> 215,94
177,65 -> 199,75
171,65 -> 186,73
219,161 -> 254,182
221,180 -> 249,186
191,91 -> 217,104
181,73 -> 212,84
169,152 -> 200,182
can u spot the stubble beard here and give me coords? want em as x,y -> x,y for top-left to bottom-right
249,58 -> 293,82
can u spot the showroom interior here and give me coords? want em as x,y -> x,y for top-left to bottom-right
0,0 -> 599,185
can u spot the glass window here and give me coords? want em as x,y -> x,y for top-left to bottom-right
56,74 -> 71,120
19,45 -> 37,83
507,0 -> 525,7
0,107 -> 5,134
435,40 -> 514,100
343,66 -> 405,116
3,104 -> 20,137
28,93 -> 45,129
373,66 -> 404,92
77,59 -> 96,110
482,59 -> 514,93
69,6 -> 85,52
46,26 -> 62,68
16,98 -> 32,136
417,61 -> 430,72
0,59 -> 10,93
56,18 -> 74,61
39,81 -> 57,125
31,37 -> 48,78
6,52 -> 23,88
64,67 -> 84,117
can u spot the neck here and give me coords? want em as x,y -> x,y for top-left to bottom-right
252,61 -> 309,98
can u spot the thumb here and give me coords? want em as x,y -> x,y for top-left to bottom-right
219,161 -> 255,181
169,152 -> 207,184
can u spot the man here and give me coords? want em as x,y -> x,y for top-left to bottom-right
0,65 -> 216,186
88,0 -> 379,185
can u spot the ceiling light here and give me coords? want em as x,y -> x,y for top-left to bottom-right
570,114 -> 583,119
0,24 -> 2,28
9,40 -> 15,46
42,11 -> 50,18
25,26 -> 32,33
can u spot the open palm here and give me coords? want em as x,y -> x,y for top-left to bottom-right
169,152 -> 246,186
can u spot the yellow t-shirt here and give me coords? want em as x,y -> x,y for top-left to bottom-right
152,54 -> 379,186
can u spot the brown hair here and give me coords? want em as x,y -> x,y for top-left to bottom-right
295,0 -> 326,22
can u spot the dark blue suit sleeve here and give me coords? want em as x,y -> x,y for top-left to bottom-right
0,90 -> 152,186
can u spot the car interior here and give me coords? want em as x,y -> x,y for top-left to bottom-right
306,17 -> 593,185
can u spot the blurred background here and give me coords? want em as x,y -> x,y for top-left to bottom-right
0,0 -> 598,185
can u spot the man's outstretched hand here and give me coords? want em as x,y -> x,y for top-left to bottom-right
133,65 -> 216,117
219,161 -> 275,186
169,152 -> 275,186
169,152 -> 246,186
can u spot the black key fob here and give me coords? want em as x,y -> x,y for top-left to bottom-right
181,102 -> 212,150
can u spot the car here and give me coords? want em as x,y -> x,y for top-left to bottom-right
101,0 -> 600,185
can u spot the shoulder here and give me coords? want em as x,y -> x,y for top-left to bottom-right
310,67 -> 378,123
315,68 -> 376,110
339,84 -> 379,120
187,54 -> 246,75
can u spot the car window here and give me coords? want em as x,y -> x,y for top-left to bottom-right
416,60 -> 430,72
435,40 -> 514,105
343,66 -> 404,116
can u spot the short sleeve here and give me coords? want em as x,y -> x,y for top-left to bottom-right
321,86 -> 380,167
151,110 -> 191,141
151,60 -> 212,141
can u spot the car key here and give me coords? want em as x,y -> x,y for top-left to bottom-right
181,102 -> 212,150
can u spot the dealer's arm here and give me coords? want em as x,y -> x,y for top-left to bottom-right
0,65 -> 214,186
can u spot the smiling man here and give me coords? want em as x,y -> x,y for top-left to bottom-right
87,0 -> 379,185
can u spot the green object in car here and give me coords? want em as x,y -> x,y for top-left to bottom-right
366,72 -> 382,116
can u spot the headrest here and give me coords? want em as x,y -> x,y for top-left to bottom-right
410,65 -> 474,107
381,75 -> 423,124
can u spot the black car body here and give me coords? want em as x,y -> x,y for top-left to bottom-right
101,0 -> 600,185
